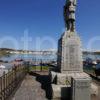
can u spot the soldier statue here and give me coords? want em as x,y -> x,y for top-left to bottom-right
64,0 -> 77,32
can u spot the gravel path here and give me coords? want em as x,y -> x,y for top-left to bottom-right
11,75 -> 47,100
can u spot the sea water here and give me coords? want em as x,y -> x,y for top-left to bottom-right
0,54 -> 57,68
0,53 -> 100,69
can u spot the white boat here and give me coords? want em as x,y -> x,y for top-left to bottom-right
0,64 -> 8,77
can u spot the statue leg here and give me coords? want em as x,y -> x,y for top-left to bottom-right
67,21 -> 70,31
72,21 -> 75,32
69,21 -> 72,32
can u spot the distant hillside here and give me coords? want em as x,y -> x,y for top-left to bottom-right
0,48 -> 57,55
0,48 -> 100,55
0,48 -> 15,51
83,51 -> 100,55
0,48 -> 11,57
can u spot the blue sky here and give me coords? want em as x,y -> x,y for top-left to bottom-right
0,0 -> 100,50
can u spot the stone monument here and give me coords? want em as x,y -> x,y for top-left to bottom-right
57,0 -> 83,73
50,0 -> 92,100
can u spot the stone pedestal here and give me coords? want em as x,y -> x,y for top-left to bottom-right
52,84 -> 71,99
57,31 -> 83,73
50,31 -> 91,100
71,75 -> 91,100
50,72 -> 92,99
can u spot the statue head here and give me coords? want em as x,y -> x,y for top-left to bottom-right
66,0 -> 77,6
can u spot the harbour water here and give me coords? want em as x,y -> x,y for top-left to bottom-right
0,53 -> 100,69
0,54 -> 56,62
0,54 -> 57,69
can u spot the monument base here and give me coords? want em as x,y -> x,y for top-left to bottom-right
71,74 -> 91,100
50,31 -> 91,100
50,71 -> 92,100
52,84 -> 71,99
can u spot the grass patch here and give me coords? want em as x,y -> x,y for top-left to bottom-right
84,68 -> 95,75
29,66 -> 49,71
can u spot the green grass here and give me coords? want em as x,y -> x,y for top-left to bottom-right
29,66 -> 49,71
84,68 -> 95,75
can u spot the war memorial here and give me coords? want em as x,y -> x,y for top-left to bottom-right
50,0 -> 92,100
0,0 -> 99,100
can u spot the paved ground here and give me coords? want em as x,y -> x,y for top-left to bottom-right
11,74 -> 47,100
10,72 -> 100,100
91,79 -> 100,100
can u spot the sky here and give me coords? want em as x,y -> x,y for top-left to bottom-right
0,0 -> 100,51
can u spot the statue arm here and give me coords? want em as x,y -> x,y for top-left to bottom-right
63,6 -> 68,19
64,6 -> 66,16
